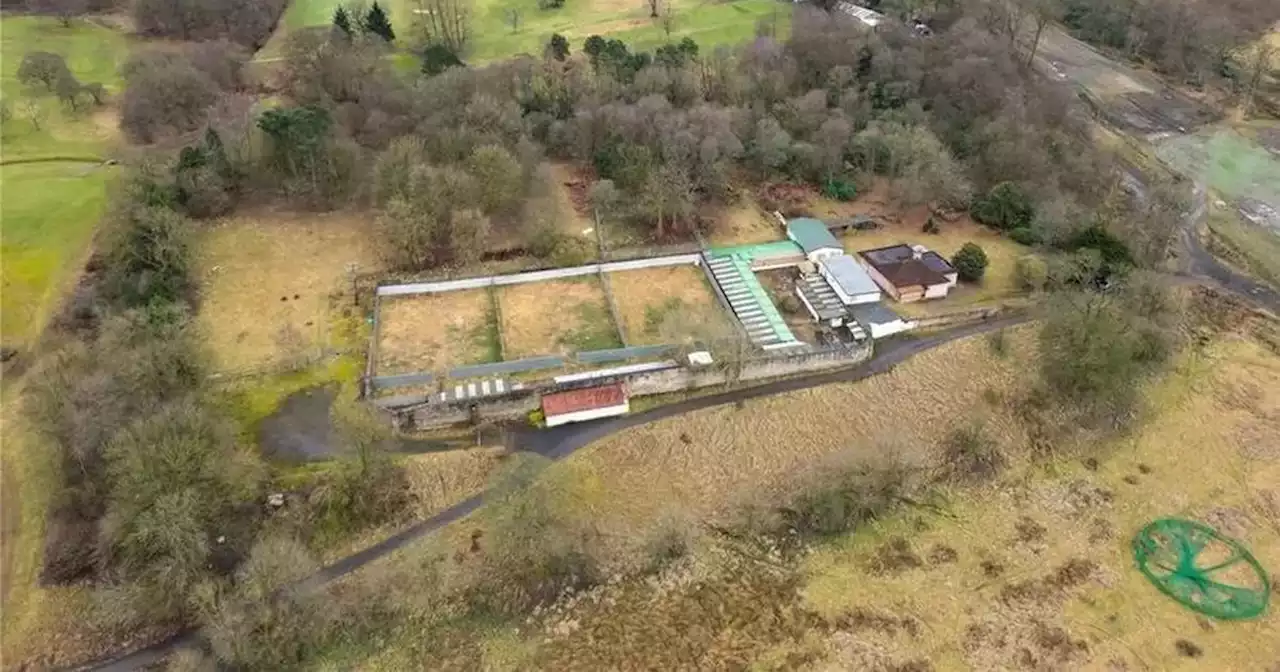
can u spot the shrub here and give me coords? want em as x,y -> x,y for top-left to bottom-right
940,423 -> 1004,483
1062,225 -> 1134,269
1008,227 -> 1040,245
922,216 -> 940,234
1037,282 -> 1180,431
1014,254 -> 1049,291
549,234 -> 593,267
546,33 -> 570,61
821,176 -> 857,201
98,204 -> 194,308
951,243 -> 989,282
971,182 -> 1034,231
771,451 -> 924,543
421,44 -> 463,76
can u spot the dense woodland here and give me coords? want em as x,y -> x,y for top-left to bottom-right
9,0 -> 1271,667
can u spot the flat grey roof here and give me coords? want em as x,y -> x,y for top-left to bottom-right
920,250 -> 955,274
821,255 -> 880,297
849,301 -> 903,326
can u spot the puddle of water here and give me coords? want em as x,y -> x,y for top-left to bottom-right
258,385 -> 339,462
258,385 -> 507,461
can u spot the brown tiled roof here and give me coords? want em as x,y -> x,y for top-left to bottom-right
542,383 -> 627,416
858,244 -> 949,288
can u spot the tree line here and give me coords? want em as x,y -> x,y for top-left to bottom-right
113,5 -> 1174,277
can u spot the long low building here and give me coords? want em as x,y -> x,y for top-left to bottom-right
541,383 -> 629,427
818,254 -> 882,305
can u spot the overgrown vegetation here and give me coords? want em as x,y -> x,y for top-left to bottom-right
6,0 -> 1222,667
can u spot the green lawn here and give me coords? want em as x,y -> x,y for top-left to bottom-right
0,163 -> 113,348
0,16 -> 129,348
1,16 -> 129,159
258,0 -> 788,64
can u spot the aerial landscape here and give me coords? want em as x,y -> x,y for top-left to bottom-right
1,0 -> 1279,668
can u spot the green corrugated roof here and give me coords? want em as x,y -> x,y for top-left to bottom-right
707,240 -> 803,259
786,218 -> 840,254
728,255 -> 794,343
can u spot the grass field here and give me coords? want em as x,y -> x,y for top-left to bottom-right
377,290 -> 500,374
330,302 -> 1280,669
801,333 -> 1280,671
1,17 -> 128,159
608,266 -> 731,345
0,163 -> 113,349
194,211 -> 379,373
569,325 -> 1037,564
498,277 -> 621,358
258,0 -> 788,64
706,199 -> 783,246
1,17 -> 130,351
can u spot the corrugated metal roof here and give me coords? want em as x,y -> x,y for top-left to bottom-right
821,255 -> 880,297
542,383 -> 627,416
786,218 -> 841,254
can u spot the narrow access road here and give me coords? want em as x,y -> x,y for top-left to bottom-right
1179,182 -> 1280,313
1026,28 -> 1280,315
79,314 -> 1028,672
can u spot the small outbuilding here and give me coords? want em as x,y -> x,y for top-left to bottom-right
849,302 -> 912,339
541,383 -> 629,427
786,218 -> 843,262
857,243 -> 955,303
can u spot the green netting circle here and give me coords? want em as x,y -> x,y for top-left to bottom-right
1132,518 -> 1271,620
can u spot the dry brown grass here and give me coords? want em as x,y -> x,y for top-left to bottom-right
195,210 -> 378,372
404,448 -> 507,519
608,266 -> 732,345
566,326 -> 1038,560
707,199 -> 785,246
499,278 -> 621,358
802,333 -> 1280,671
377,291 -> 497,375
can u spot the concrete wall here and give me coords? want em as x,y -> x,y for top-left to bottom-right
628,341 -> 873,396
377,254 -> 702,297
402,392 -> 540,430
387,340 -> 873,430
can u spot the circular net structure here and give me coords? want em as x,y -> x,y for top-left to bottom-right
1132,518 -> 1271,620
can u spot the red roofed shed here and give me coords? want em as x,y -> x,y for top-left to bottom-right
541,383 -> 629,427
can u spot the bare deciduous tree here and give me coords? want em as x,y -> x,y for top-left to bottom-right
32,0 -> 87,27
412,0 -> 470,54
20,97 -> 46,131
